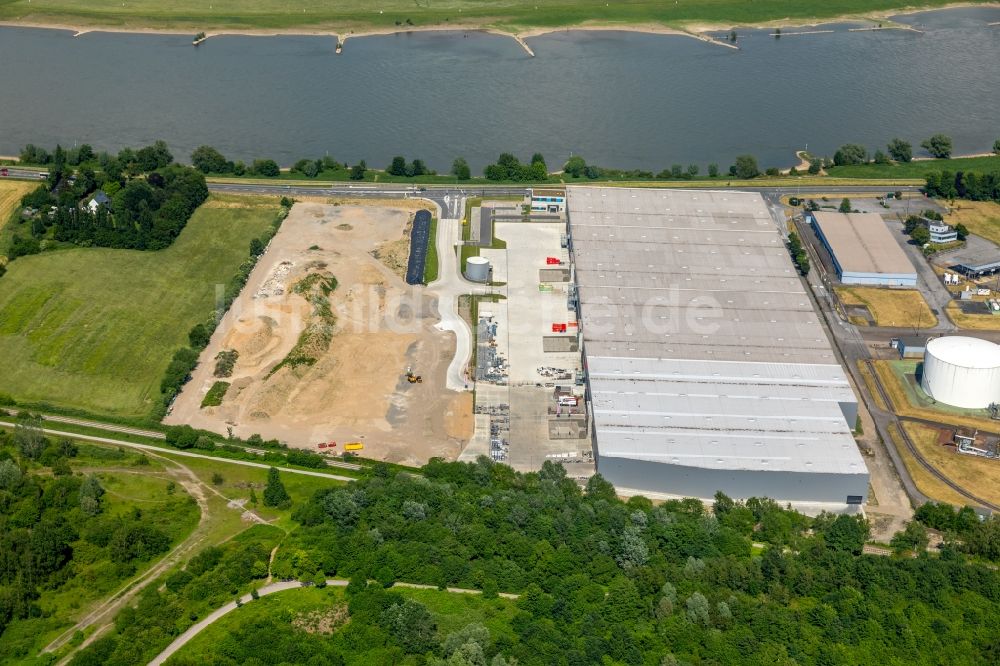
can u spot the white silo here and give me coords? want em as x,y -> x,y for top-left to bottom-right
465,256 -> 491,283
920,336 -> 1000,409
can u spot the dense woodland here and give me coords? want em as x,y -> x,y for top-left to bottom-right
7,141 -> 208,260
58,457 -> 1000,666
0,421 -> 194,654
924,170 -> 1000,202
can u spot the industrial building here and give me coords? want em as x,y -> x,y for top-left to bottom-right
928,220 -> 958,244
920,336 -> 1000,409
809,211 -> 917,287
569,188 -> 869,506
946,245 -> 1000,278
529,189 -> 566,214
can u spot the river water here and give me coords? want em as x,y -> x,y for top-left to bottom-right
0,8 -> 997,172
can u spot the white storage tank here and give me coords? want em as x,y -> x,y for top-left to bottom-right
920,336 -> 1000,409
465,256 -> 491,283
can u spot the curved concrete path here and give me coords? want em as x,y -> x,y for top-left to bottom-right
425,196 -> 491,392
148,579 -> 517,665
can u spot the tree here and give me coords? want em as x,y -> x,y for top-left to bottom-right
731,155 -> 759,179
79,473 -> 105,516
891,520 -> 929,555
14,416 -> 46,460
707,163 -> 719,178
451,157 -> 471,180
263,467 -> 291,508
922,134 -> 953,159
873,150 -> 890,165
135,140 -> 173,172
563,155 -> 587,178
911,225 -> 931,245
822,514 -> 869,554
955,223 -> 969,240
994,138 -> 1000,156
808,158 -> 822,175
251,159 -> 280,177
211,472 -> 224,486
188,323 -> 210,349
350,160 -> 367,181
0,459 -> 22,490
381,599 -> 437,653
887,138 -> 913,162
388,156 -> 407,176
833,144 -> 868,166
191,145 -> 229,174
839,197 -> 852,213
685,592 -> 711,626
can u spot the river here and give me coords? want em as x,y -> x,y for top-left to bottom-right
0,7 -> 998,172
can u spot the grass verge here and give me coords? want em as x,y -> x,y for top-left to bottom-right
0,0 -> 987,34
826,155 -> 1000,180
423,216 -> 439,283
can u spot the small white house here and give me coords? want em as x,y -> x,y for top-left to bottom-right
928,220 -> 958,244
87,191 -> 110,213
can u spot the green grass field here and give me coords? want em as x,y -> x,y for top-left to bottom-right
0,0 -> 981,33
0,197 -> 279,419
167,585 -> 517,665
826,155 -> 1000,179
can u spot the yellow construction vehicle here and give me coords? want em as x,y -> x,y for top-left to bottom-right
344,442 -> 364,451
405,366 -> 423,383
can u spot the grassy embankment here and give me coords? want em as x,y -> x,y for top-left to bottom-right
423,216 -> 439,283
167,585 -> 517,665
0,196 -> 279,419
826,155 -> 1000,180
0,0 -> 984,33
836,286 -> 937,329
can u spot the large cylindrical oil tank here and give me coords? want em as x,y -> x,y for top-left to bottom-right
465,256 -> 491,283
920,336 -> 1000,409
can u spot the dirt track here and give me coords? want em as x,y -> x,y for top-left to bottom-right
166,203 -> 471,465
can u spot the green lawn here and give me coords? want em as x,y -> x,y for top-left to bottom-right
167,585 -> 517,665
0,197 -> 279,419
826,155 -> 1000,179
0,0 -> 982,32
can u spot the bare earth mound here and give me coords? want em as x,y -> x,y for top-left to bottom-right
166,202 -> 471,465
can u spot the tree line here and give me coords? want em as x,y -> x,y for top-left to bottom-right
924,169 -> 1000,203
154,198 -> 292,420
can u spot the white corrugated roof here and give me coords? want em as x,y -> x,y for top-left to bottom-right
569,187 -> 866,478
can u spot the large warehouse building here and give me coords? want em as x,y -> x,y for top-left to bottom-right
569,188 -> 869,507
810,211 -> 917,286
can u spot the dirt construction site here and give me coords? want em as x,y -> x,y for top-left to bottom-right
166,202 -> 472,465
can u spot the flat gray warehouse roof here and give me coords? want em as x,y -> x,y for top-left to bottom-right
568,187 -> 867,488
810,211 -> 916,277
